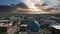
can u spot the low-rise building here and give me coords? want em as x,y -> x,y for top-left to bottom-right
0,20 -> 13,34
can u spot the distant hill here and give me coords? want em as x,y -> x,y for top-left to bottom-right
0,3 -> 29,12
0,5 -> 17,12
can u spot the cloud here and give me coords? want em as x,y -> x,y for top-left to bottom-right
0,0 -> 60,14
40,0 -> 60,8
0,2 -> 29,12
34,0 -> 60,11
16,3 -> 29,9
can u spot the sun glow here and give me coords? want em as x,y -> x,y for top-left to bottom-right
16,0 -> 57,14
24,0 -> 39,11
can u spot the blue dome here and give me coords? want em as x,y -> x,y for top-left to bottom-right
27,20 -> 40,32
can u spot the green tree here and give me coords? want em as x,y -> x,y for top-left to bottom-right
14,32 -> 19,34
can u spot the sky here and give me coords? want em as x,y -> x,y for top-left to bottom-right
0,0 -> 23,5
40,0 -> 60,8
0,0 -> 60,6
0,0 -> 60,14
0,0 -> 60,9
